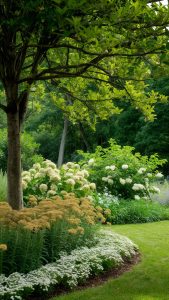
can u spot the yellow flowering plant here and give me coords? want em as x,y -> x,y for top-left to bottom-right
0,193 -> 102,275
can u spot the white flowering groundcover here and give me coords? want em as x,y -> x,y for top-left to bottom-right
0,230 -> 138,300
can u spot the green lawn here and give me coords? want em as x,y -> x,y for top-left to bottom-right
51,221 -> 169,300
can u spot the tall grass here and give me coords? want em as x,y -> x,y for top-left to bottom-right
0,170 -> 7,202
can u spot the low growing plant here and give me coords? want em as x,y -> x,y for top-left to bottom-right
0,230 -> 138,300
94,193 -> 169,224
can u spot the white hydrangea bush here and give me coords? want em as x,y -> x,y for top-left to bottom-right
78,140 -> 166,201
0,230 -> 138,300
22,160 -> 96,205
101,164 -> 164,200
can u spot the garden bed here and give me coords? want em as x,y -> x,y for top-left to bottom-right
0,230 -> 139,300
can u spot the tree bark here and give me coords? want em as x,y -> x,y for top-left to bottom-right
7,111 -> 23,210
57,117 -> 68,168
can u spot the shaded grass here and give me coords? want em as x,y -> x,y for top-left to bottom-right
51,221 -> 169,300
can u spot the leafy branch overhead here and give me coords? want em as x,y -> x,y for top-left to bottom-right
0,0 -> 169,121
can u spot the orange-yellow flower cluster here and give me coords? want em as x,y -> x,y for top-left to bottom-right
0,193 -> 105,235
0,244 -> 7,251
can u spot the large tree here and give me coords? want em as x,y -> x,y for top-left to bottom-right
0,0 -> 169,209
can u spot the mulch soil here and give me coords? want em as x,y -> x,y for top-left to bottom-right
27,252 -> 141,300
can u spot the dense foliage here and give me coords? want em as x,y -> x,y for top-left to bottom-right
0,129 -> 43,172
94,194 -> 169,224
79,140 -> 166,200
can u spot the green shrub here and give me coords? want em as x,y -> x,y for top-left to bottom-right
21,132 -> 44,170
78,139 -> 166,200
94,195 -> 169,224
0,129 -> 43,172
0,170 -> 7,202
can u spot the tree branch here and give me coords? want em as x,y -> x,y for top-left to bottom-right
17,48 -> 164,84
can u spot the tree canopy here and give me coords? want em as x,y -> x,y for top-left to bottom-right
0,0 -> 169,209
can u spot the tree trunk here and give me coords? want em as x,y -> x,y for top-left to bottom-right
79,122 -> 91,151
7,111 -> 23,210
57,117 -> 68,168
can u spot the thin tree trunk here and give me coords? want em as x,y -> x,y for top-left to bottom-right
57,117 -> 68,168
79,122 -> 91,151
7,111 -> 23,210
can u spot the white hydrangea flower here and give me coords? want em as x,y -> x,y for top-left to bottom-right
66,178 -> 75,186
22,171 -> 30,177
29,168 -> 36,175
22,181 -> 27,190
119,178 -> 126,185
125,178 -> 132,184
155,172 -> 163,178
22,175 -> 31,182
151,186 -> 160,193
134,195 -> 140,200
66,162 -> 74,168
81,184 -> 90,190
33,163 -> 41,170
108,179 -> 114,185
51,184 -> 57,190
88,158 -> 95,165
65,172 -> 74,177
90,183 -> 96,190
73,175 -> 80,181
109,165 -> 116,171
39,168 -> 46,174
121,164 -> 128,170
50,174 -> 61,182
47,190 -> 56,196
102,177 -> 108,182
34,172 -> 41,179
87,195 -> 94,201
138,167 -> 146,174
44,160 -> 56,169
39,184 -> 48,192
81,170 -> 89,177
74,164 -> 80,169
147,173 -> 152,177
46,168 -> 55,177
132,183 -> 145,191
62,164 -> 69,170
105,166 -> 110,170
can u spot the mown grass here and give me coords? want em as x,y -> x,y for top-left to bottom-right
51,221 -> 169,300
